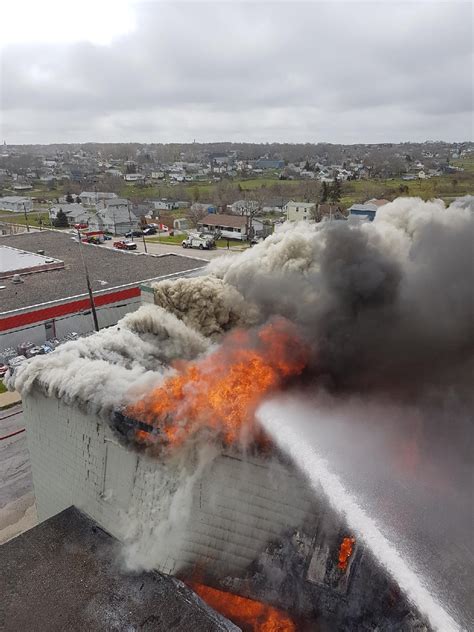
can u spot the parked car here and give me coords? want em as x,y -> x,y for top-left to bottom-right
148,223 -> 169,231
8,355 -> 28,374
143,226 -> 157,235
125,230 -> 143,238
25,346 -> 45,359
103,234 -> 112,240
182,234 -> 216,250
114,240 -> 137,251
74,223 -> 88,230
17,341 -> 35,357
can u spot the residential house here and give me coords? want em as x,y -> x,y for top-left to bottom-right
254,159 -> 285,170
0,196 -> 33,212
80,191 -> 118,207
123,173 -> 145,183
98,198 -> 130,216
347,201 -> 386,222
198,213 -> 248,241
262,199 -> 288,214
130,203 -> 153,222
284,200 -> 316,222
152,199 -> 178,211
365,198 -> 390,208
89,204 -> 138,235
49,203 -> 90,226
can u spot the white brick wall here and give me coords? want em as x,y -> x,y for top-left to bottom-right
24,391 -> 320,577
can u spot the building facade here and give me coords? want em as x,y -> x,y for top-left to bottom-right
0,196 -> 33,213
284,200 -> 316,221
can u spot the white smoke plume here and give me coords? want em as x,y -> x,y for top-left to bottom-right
151,275 -> 258,337
8,305 -> 210,417
123,442 -> 220,572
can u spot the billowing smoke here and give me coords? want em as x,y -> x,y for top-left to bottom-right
151,275 -> 258,337
208,196 -> 473,400
8,305 -> 210,417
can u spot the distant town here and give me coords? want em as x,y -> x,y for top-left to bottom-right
0,140 -> 472,243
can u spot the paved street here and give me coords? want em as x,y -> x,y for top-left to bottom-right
0,405 -> 37,543
103,237 -> 243,261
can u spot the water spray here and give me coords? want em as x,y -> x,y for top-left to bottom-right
258,401 -> 462,632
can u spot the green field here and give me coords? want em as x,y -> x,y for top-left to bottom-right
0,210 -> 51,228
452,156 -> 474,174
0,381 -> 7,394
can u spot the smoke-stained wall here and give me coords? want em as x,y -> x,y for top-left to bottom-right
23,389 -> 430,630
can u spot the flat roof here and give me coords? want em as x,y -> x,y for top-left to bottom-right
1,506 -> 235,632
0,245 -> 64,279
0,231 -> 207,313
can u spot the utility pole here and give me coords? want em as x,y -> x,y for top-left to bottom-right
76,229 -> 99,332
127,202 -> 134,241
142,233 -> 148,253
23,203 -> 30,232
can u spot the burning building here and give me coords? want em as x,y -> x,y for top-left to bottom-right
8,196 -> 473,631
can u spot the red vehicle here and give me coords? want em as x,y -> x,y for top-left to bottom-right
74,223 -> 88,230
113,240 -> 137,251
80,231 -> 105,244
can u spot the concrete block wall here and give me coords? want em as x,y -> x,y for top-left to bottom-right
23,391 -> 322,578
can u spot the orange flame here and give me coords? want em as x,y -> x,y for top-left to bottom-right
191,583 -> 296,631
126,318 -> 308,450
337,536 -> 356,571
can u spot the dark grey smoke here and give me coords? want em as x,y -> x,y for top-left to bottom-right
209,196 -> 474,400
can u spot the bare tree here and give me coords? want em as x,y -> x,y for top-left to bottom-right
188,203 -> 208,228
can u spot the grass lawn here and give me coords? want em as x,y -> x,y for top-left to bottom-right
451,156 -> 474,174
0,210 -> 52,228
0,381 -> 7,394
340,171 -> 473,207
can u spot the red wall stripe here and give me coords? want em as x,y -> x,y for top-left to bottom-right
0,286 -> 141,332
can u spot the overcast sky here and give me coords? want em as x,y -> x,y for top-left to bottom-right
1,0 -> 472,144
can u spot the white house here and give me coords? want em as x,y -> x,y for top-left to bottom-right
89,205 -> 138,235
0,196 -> 33,213
80,191 -> 118,207
98,198 -> 129,215
49,203 -> 90,226
152,199 -> 178,211
197,213 -> 248,240
284,200 -> 316,222
123,173 -> 145,183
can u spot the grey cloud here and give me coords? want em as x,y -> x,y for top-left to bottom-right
1,1 -> 472,143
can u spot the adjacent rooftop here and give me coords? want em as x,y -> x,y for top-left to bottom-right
1,506 -> 235,632
0,245 -> 64,280
0,231 -> 207,313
